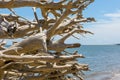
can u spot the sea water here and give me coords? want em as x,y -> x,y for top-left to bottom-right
5,45 -> 120,80
67,45 -> 120,80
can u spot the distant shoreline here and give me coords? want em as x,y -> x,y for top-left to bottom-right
116,44 -> 120,45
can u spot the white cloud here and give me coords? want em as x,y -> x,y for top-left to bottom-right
64,11 -> 120,45
104,11 -> 120,18
81,11 -> 120,45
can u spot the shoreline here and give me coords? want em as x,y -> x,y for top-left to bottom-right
86,71 -> 120,80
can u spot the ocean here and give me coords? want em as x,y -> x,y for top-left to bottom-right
5,45 -> 120,80
67,45 -> 120,80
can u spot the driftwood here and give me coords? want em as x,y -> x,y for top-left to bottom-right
0,0 -> 95,80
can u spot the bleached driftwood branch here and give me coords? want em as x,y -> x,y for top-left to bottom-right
0,0 -> 94,80
0,54 -> 84,62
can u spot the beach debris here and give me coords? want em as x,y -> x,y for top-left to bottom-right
0,0 -> 94,80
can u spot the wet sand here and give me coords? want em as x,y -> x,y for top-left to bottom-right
86,71 -> 120,80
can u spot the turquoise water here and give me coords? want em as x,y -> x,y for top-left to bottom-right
67,45 -> 120,80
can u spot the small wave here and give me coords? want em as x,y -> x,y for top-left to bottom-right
86,71 -> 120,80
110,73 -> 120,80
85,71 -> 113,80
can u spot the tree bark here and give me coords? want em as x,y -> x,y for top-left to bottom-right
0,0 -> 94,79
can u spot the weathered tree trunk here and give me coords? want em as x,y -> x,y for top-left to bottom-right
0,0 -> 94,80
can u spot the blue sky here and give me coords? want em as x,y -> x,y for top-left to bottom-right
72,0 -> 120,45
84,0 -> 120,45
0,0 -> 120,45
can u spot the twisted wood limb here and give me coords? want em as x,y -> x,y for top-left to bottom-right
0,54 -> 84,62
